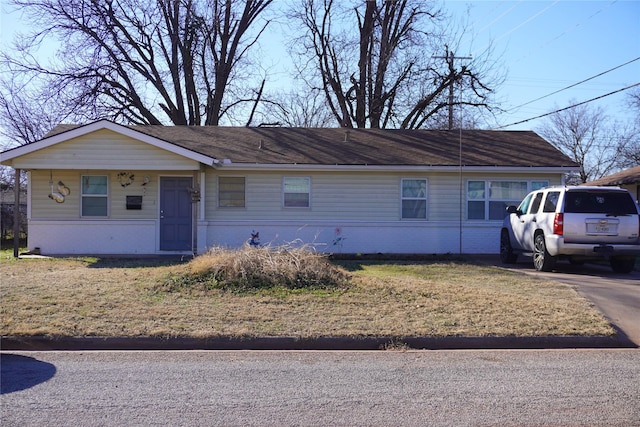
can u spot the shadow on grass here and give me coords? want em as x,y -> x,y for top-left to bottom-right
84,257 -> 190,269
331,253 -> 484,272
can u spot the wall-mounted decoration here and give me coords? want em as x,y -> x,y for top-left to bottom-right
332,227 -> 346,247
117,171 -> 135,187
57,181 -> 70,196
141,176 -> 150,194
48,171 -> 68,203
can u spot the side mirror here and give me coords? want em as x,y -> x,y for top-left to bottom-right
506,205 -> 519,215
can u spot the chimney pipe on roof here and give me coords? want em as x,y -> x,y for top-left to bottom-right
259,139 -> 264,149
344,130 -> 350,142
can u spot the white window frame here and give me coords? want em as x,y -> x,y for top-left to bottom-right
81,175 -> 109,217
401,178 -> 428,220
467,180 -> 549,220
283,177 -> 311,208
218,176 -> 246,208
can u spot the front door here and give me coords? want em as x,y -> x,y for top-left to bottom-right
160,177 -> 193,251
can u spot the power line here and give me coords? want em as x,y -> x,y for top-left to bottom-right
495,82 -> 640,129
512,0 -> 618,64
471,0 -> 560,57
508,56 -> 640,111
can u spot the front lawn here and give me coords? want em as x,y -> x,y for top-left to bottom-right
0,248 -> 614,339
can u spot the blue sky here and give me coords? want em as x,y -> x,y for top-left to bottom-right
446,0 -> 640,130
1,0 -> 638,132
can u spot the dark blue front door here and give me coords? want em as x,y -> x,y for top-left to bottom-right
160,177 -> 192,251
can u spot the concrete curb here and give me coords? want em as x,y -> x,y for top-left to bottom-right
2,334 -> 636,351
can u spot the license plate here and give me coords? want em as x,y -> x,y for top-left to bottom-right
595,224 -> 610,233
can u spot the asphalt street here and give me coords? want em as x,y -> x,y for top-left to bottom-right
2,349 -> 639,426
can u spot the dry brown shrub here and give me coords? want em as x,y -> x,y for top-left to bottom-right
164,244 -> 350,292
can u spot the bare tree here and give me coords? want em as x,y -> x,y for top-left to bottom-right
288,0 -> 499,129
1,0 -> 273,127
255,89 -> 334,127
617,88 -> 640,168
537,101 -> 620,183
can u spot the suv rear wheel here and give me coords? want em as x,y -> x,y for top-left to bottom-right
533,233 -> 557,272
610,256 -> 636,274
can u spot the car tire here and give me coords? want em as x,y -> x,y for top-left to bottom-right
500,229 -> 518,264
610,257 -> 636,274
533,233 -> 556,272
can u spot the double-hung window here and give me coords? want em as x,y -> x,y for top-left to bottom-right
283,177 -> 310,208
467,180 -> 548,220
401,178 -> 427,219
218,176 -> 245,208
81,175 -> 108,217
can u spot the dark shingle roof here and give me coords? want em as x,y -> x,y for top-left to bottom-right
45,124 -> 578,168
586,165 -> 640,186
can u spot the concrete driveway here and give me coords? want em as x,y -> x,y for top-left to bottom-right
496,257 -> 640,347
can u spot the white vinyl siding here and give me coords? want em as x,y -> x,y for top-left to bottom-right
29,170 -> 161,220
11,129 -> 200,170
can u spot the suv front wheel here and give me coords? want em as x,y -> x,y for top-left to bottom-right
500,229 -> 518,264
533,233 -> 557,272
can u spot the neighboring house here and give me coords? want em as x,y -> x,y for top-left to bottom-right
0,187 -> 28,240
586,165 -> 640,203
0,120 -> 578,256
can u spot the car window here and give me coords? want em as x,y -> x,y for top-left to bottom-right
529,193 -> 543,214
564,191 -> 638,214
543,191 -> 560,213
517,193 -> 533,214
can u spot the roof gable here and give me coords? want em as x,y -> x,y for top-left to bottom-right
0,120 -> 216,167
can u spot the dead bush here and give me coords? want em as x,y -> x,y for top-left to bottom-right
163,244 -> 351,292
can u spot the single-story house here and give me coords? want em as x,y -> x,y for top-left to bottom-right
586,165 -> 640,203
0,120 -> 579,256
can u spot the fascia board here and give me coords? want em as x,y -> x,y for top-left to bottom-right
214,163 -> 580,174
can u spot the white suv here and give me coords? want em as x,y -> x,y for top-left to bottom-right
500,186 -> 640,273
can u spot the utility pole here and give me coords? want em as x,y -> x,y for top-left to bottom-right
433,48 -> 471,130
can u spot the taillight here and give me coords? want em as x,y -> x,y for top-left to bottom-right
553,213 -> 564,235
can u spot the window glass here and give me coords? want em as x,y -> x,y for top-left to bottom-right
517,193 -> 533,214
219,177 -> 245,207
529,192 -> 543,214
490,181 -> 528,199
469,180 -> 550,220
401,179 -> 427,219
532,181 -> 548,191
283,177 -> 310,208
81,175 -> 108,217
467,181 -> 485,199
82,175 -> 108,195
467,201 -> 485,220
564,191 -> 637,214
543,191 -> 560,212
